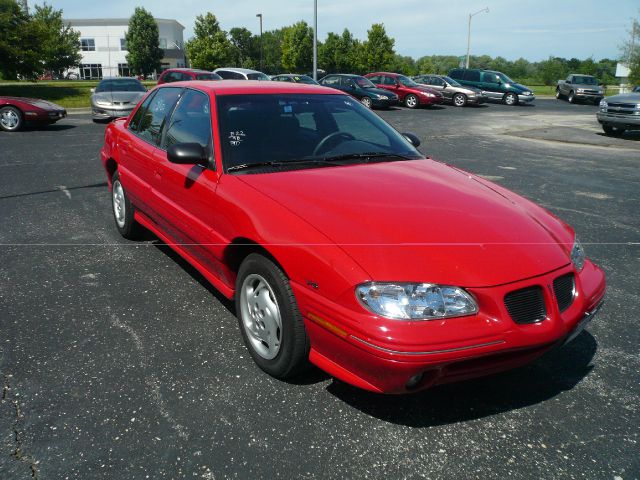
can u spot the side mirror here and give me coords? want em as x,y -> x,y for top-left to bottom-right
566,80 -> 571,84
402,132 -> 421,148
90,88 -> 95,93
167,143 -> 206,164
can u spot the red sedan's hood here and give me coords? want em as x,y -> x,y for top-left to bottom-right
237,160 -> 572,287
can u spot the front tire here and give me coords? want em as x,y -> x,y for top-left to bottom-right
568,91 -> 575,103
111,171 -> 143,239
236,254 -> 309,379
503,92 -> 518,106
602,125 -> 625,136
555,88 -> 562,100
0,106 -> 23,132
452,93 -> 467,107
360,96 -> 372,108
405,94 -> 419,109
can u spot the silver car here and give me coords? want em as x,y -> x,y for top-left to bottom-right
91,77 -> 147,122
412,74 -> 487,107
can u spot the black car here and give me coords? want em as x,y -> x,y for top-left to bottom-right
272,74 -> 319,85
319,74 -> 398,109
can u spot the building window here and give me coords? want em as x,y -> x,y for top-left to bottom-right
80,38 -> 95,51
118,63 -> 131,77
120,38 -> 127,51
80,63 -> 102,80
159,38 -> 167,49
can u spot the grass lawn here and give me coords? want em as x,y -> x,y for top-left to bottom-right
0,80 -> 157,108
528,84 -> 622,97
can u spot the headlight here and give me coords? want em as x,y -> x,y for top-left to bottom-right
577,88 -> 585,93
570,239 -> 585,272
356,282 -> 478,320
95,100 -> 112,107
376,94 -> 388,100
522,91 -> 532,95
421,91 -> 433,97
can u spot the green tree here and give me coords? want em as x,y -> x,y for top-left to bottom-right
185,12 -> 231,70
391,54 -> 417,76
362,23 -> 395,72
0,0 -> 43,79
537,56 -> 568,85
415,56 -> 435,74
578,57 -> 597,75
281,21 -> 313,73
261,28 -> 286,74
229,27 -> 258,68
31,3 -> 81,77
318,32 -> 340,73
125,7 -> 163,77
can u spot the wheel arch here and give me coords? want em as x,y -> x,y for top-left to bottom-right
223,237 -> 289,284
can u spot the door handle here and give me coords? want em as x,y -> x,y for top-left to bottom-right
154,168 -> 163,179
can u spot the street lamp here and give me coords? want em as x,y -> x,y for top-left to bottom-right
466,7 -> 489,69
313,0 -> 317,80
256,13 -> 263,71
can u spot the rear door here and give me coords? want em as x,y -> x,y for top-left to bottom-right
380,75 -> 402,99
427,76 -> 450,100
479,71 -> 503,100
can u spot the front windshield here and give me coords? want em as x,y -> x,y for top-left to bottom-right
216,94 -> 422,172
496,72 -> 515,84
354,77 -> 376,88
96,79 -> 145,93
398,75 -> 419,87
574,76 -> 597,85
442,76 -> 461,87
248,72 -> 270,81
294,75 -> 318,85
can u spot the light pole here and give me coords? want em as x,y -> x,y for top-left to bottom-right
466,7 -> 489,69
313,0 -> 317,80
256,13 -> 263,71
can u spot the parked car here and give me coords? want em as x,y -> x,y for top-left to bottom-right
91,77 -> 147,122
365,72 -> 443,108
633,86 -> 640,93
157,68 -> 222,85
413,74 -> 487,107
556,74 -> 604,104
0,96 -> 66,132
319,74 -> 398,108
597,91 -> 640,136
214,67 -> 270,81
272,74 -> 319,85
448,68 -> 535,106
100,81 -> 606,394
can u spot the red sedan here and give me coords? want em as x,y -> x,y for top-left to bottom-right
365,72 -> 444,108
100,81 -> 605,394
0,96 -> 67,132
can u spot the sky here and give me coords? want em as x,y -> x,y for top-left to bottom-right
49,0 -> 639,61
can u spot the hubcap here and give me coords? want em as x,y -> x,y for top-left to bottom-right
112,180 -> 126,228
240,274 -> 282,360
506,94 -> 515,105
407,96 -> 417,107
362,97 -> 371,107
1,110 -> 19,129
454,95 -> 465,106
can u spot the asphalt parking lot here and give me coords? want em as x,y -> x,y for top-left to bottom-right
1,99 -> 638,479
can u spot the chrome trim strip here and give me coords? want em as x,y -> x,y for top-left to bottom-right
350,337 -> 505,356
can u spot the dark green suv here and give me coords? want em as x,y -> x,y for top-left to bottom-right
448,69 -> 535,106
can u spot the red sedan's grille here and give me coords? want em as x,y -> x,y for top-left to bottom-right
553,273 -> 575,312
504,286 -> 546,324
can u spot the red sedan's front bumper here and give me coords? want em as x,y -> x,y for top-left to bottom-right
418,94 -> 444,106
24,109 -> 67,124
296,260 -> 606,394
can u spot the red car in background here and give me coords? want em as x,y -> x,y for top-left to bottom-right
100,81 -> 605,394
0,96 -> 67,132
365,72 -> 444,108
157,68 -> 222,85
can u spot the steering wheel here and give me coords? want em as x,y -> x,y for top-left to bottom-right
313,132 -> 356,156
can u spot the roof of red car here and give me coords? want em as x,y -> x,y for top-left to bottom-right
156,80 -> 343,96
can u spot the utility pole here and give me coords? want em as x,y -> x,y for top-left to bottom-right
630,19 -> 637,68
466,7 -> 489,69
256,13 -> 263,72
313,0 -> 317,80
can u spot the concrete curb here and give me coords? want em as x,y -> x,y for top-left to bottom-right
67,107 -> 91,115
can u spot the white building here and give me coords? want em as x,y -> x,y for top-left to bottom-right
64,18 -> 186,79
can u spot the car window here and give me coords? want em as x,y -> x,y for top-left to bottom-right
368,75 -> 381,84
449,69 -> 462,79
247,72 -> 270,81
321,76 -> 340,86
481,72 -> 499,83
136,87 -> 182,146
217,70 -> 237,79
128,91 -> 157,132
431,77 -> 445,87
195,73 -> 221,81
96,79 -> 145,92
275,76 -> 292,82
464,70 -> 481,82
164,89 -> 213,158
382,76 -> 396,86
353,77 -> 376,88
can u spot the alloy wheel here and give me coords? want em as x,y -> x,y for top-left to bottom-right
240,274 -> 283,360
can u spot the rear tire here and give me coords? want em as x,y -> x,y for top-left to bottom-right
235,253 -> 310,379
602,125 -> 625,136
503,92 -> 518,106
111,171 -> 143,239
405,94 -> 419,109
555,88 -> 562,100
452,93 -> 467,107
0,106 -> 23,132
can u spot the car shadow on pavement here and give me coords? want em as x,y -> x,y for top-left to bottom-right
326,332 -> 597,427
596,132 -> 640,141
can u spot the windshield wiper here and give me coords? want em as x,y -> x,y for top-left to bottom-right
322,152 -> 414,163
227,158 -> 341,172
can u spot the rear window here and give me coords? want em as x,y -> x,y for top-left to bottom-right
449,69 -> 463,79
195,73 -> 221,81
247,72 -> 270,81
464,70 -> 481,82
